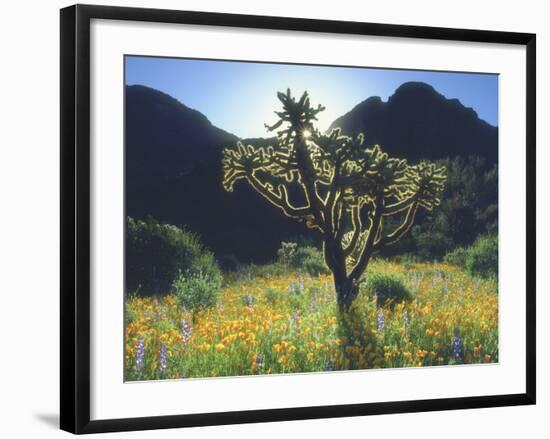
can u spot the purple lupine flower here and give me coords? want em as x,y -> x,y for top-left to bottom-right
244,294 -> 255,307
159,343 -> 168,373
292,309 -> 300,327
134,339 -> 145,375
309,299 -> 316,313
377,311 -> 385,333
297,277 -> 304,293
181,320 -> 192,351
452,335 -> 463,362
402,310 -> 409,329
255,352 -> 264,370
288,282 -> 295,294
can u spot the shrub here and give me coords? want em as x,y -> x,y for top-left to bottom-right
465,234 -> 498,278
126,216 -> 221,295
444,247 -> 468,267
288,293 -> 307,312
294,247 -> 330,276
301,253 -> 330,276
277,242 -> 330,276
363,272 -> 413,307
443,234 -> 498,278
192,252 -> 222,284
264,288 -> 283,305
172,270 -> 221,312
289,246 -> 315,265
412,227 -> 453,261
277,242 -> 297,265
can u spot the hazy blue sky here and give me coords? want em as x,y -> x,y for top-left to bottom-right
125,56 -> 498,138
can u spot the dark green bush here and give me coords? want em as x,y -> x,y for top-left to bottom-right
277,242 -> 330,276
411,227 -> 453,261
465,234 -> 498,278
444,247 -> 468,267
443,234 -> 498,278
363,272 -> 413,307
192,252 -> 222,283
290,246 -> 317,266
300,253 -> 331,276
264,288 -> 283,305
126,216 -> 221,295
172,270 -> 221,312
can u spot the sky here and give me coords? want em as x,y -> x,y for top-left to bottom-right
125,56 -> 498,139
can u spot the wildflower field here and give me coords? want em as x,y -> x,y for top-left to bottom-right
125,260 -> 498,381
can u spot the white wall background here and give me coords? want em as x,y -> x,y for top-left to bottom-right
0,0 -> 546,437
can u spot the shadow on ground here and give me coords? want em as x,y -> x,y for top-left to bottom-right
34,413 -> 58,430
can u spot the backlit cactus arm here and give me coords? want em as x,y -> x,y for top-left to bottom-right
247,173 -> 312,219
375,162 -> 446,248
375,203 -> 419,248
222,142 -> 267,191
348,194 -> 385,280
222,142 -> 317,227
341,204 -> 362,258
382,193 -> 418,216
412,162 -> 447,210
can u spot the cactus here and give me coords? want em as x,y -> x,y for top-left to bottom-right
222,89 -> 446,310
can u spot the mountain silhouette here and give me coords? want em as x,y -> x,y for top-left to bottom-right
126,85 -> 239,191
126,85 -> 306,261
126,83 -> 498,261
329,81 -> 497,163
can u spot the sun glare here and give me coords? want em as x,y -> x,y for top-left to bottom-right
302,129 -> 312,138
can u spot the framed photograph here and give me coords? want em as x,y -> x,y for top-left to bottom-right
60,4 -> 536,434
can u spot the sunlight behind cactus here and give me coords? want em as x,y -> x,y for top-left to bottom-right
222,89 -> 447,310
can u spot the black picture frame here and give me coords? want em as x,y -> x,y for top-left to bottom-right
60,4 -> 536,434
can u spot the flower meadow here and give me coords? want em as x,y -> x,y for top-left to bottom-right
124,260 -> 498,381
